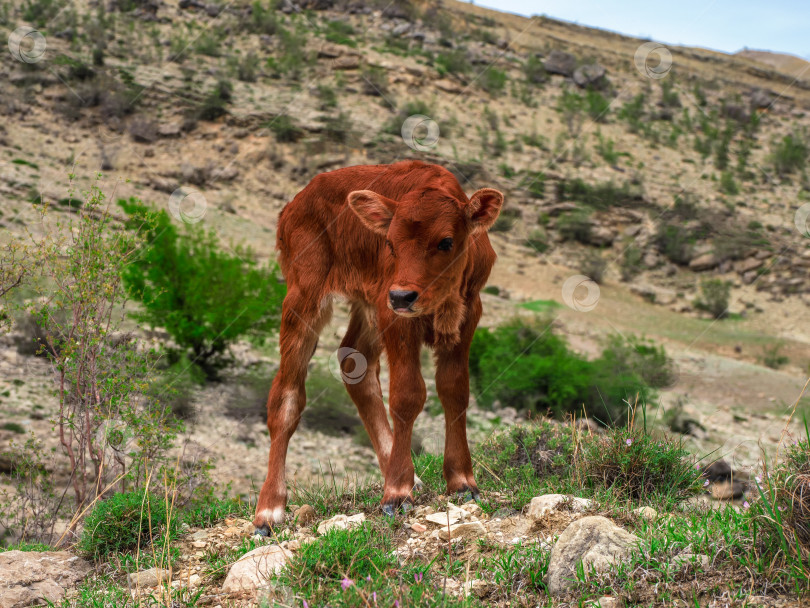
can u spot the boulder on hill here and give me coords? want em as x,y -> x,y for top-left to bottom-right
544,50 -> 577,77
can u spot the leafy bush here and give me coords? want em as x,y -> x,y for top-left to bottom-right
579,250 -> 607,284
480,66 -> 507,94
246,0 -> 280,35
268,114 -> 304,142
77,490 -> 177,559
655,222 -> 694,265
119,199 -> 286,379
579,420 -> 701,506
434,49 -> 471,76
694,278 -> 731,319
469,317 -> 658,425
556,207 -> 593,243
195,79 -> 232,121
770,131 -> 809,178
556,89 -> 585,137
620,246 -> 644,281
523,55 -> 547,85
585,89 -> 610,122
600,334 -> 677,388
555,178 -> 642,210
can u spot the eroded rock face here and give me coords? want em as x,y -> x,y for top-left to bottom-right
0,551 -> 92,608
546,516 -> 639,595
221,544 -> 289,594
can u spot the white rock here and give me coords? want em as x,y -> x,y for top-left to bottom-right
546,516 -> 640,595
672,552 -> 710,571
633,506 -> 658,521
316,512 -> 366,535
128,567 -> 170,589
528,494 -> 592,520
438,521 -> 486,541
222,545 -> 289,593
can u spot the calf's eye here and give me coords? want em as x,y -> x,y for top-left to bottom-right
437,238 -> 453,251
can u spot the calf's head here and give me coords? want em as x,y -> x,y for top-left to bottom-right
348,187 -> 503,316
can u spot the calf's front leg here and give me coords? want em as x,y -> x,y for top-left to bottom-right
380,321 -> 425,515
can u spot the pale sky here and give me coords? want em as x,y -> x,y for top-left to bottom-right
473,0 -> 810,59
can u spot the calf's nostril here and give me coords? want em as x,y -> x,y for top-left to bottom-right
389,290 -> 419,309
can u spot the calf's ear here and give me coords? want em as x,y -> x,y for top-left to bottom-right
466,188 -> 504,232
348,190 -> 397,235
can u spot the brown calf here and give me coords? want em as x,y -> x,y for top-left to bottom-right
254,160 -> 503,532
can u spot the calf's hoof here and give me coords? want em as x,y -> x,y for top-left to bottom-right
382,498 -> 413,518
456,486 -> 481,504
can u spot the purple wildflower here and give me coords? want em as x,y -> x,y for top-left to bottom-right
341,578 -> 353,590
372,591 -> 377,603
703,479 -> 709,487
414,572 -> 423,583
743,501 -> 750,509
303,602 -> 309,608
625,439 -> 632,446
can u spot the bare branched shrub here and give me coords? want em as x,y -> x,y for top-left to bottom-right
24,179 -> 181,511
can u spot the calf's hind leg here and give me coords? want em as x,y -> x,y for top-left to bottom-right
254,289 -> 331,533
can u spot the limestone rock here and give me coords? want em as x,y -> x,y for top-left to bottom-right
573,63 -> 607,89
672,552 -> 710,571
0,551 -> 92,608
689,253 -> 720,271
316,512 -> 365,534
546,516 -> 639,595
438,520 -> 486,541
221,544 -> 289,593
633,506 -> 658,521
127,567 -> 170,588
528,494 -> 592,520
294,504 -> 316,526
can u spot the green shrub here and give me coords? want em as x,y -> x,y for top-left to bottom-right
556,207 -> 593,243
469,317 -> 655,425
720,171 -> 739,195
620,245 -> 643,281
654,222 -> 694,265
618,93 -> 647,133
434,49 -> 471,76
523,55 -> 547,86
480,66 -> 507,94
770,131 -> 809,178
761,344 -> 789,370
555,178 -> 641,210
195,79 -> 232,121
246,0 -> 280,35
119,199 -> 286,379
77,490 -> 176,559
557,89 -> 585,136
526,228 -> 548,253
694,278 -> 731,319
267,114 -> 304,143
580,421 -> 701,506
579,250 -> 607,284
520,171 -> 545,199
585,89 -> 610,122
600,334 -> 677,388
324,19 -> 356,47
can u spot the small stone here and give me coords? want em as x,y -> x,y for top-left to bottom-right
595,597 -> 622,608
191,541 -> 207,549
438,521 -> 486,541
190,530 -> 209,541
672,552 -> 710,571
411,522 -> 427,533
294,504 -> 316,526
128,567 -> 170,588
634,506 -> 658,521
317,512 -> 366,535
528,494 -> 592,520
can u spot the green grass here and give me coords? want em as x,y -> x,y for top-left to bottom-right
519,299 -> 561,314
1,422 -> 25,434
